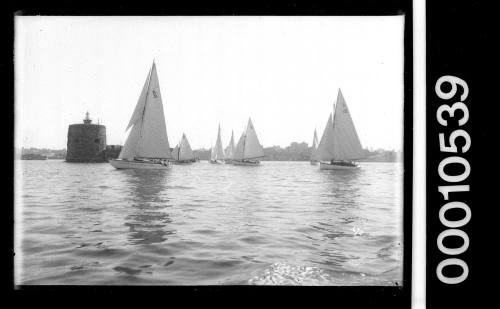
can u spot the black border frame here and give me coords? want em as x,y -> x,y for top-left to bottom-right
6,1 -> 413,307
426,1 -> 492,307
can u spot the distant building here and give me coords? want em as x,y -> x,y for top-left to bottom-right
21,152 -> 47,160
66,112 -> 107,162
105,145 -> 122,160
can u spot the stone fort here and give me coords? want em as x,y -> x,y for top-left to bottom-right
66,112 -> 107,162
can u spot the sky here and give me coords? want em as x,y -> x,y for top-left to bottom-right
15,16 -> 404,151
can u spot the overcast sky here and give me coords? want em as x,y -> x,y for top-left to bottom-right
15,16 -> 404,151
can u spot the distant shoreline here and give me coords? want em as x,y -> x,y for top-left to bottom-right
16,144 -> 402,163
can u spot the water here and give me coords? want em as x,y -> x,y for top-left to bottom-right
15,160 -> 403,285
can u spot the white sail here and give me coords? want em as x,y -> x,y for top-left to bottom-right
119,119 -> 142,159
314,113 -> 336,161
212,124 -> 225,160
118,62 -> 172,160
225,131 -> 235,158
331,89 -> 364,160
171,144 -> 180,160
210,144 -> 215,161
178,133 -> 195,161
119,67 -> 151,160
125,66 -> 151,131
232,132 -> 245,161
243,118 -> 264,159
310,129 -> 318,160
313,129 -> 318,149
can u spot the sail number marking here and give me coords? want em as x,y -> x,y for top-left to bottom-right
435,75 -> 470,284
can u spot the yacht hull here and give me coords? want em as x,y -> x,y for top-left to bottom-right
109,159 -> 171,169
172,160 -> 194,165
232,160 -> 260,166
319,162 -> 358,170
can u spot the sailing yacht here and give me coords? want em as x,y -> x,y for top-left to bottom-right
109,61 -> 172,169
315,89 -> 364,170
224,130 -> 235,164
171,133 -> 196,164
231,118 -> 264,165
209,124 -> 225,164
310,129 -> 319,165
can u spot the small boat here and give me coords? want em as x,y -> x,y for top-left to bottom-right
171,133 -> 196,164
316,89 -> 364,170
310,129 -> 319,165
110,61 -> 172,169
224,130 -> 235,164
231,118 -> 264,165
209,124 -> 225,164
232,159 -> 262,166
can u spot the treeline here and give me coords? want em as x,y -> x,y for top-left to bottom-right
195,142 -> 401,162
261,142 -> 401,162
18,143 -> 402,162
16,147 -> 67,159
262,142 -> 311,161
358,148 -> 402,162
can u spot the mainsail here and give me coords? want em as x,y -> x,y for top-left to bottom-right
231,118 -> 264,160
118,62 -> 171,160
211,124 -> 225,160
315,89 -> 364,161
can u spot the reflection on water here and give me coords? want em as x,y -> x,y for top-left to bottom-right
123,170 -> 175,245
17,161 -> 403,285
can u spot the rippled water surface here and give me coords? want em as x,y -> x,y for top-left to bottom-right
15,160 -> 403,285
